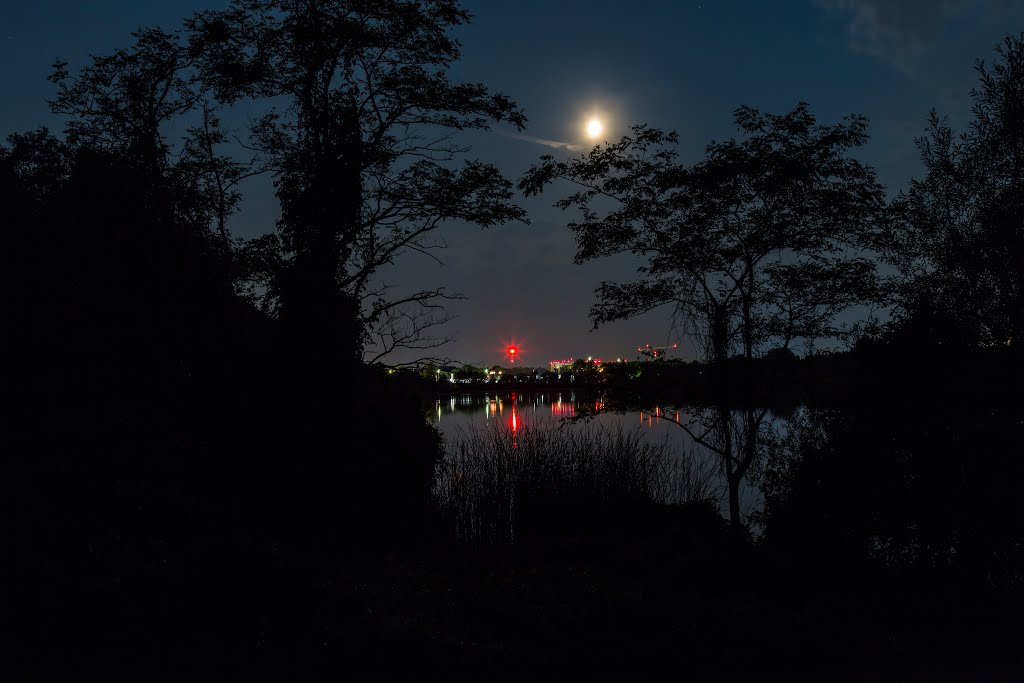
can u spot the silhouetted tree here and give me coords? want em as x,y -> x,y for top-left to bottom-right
24,5 -> 509,553
47,28 -> 255,289
48,28 -> 198,178
886,34 -> 1024,348
186,0 -> 528,369
521,103 -> 885,525
173,101 -> 257,275
3,125 -> 259,421
521,104 -> 884,364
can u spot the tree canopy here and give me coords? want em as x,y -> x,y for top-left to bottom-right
886,33 -> 1024,348
521,103 -> 887,526
186,0 -> 528,366
520,103 -> 885,366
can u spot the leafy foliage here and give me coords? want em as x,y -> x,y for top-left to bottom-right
49,28 -> 199,172
47,29 -> 256,295
886,34 -> 1024,347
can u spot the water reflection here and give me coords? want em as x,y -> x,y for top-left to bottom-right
431,391 -> 698,443
430,391 -> 772,525
431,391 -> 1023,579
551,392 -> 575,419
433,391 -> 583,430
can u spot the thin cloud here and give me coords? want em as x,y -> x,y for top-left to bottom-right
814,0 -> 1024,72
497,129 -> 586,153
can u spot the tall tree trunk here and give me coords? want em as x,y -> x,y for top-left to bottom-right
728,470 -> 741,528
279,98 -> 364,376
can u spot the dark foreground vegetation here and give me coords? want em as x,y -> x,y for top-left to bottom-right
436,423 -> 716,544
5,2 -> 1023,680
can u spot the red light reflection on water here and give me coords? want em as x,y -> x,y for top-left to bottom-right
551,395 -> 575,418
509,393 -> 519,448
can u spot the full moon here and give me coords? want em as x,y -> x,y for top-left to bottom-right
585,117 -> 604,139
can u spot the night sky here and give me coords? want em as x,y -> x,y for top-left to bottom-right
3,1 -> 1022,367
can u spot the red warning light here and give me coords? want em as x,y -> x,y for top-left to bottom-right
501,339 -> 524,366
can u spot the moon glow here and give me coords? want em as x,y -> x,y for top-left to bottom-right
585,117 -> 604,139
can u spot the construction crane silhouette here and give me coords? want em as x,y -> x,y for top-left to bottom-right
636,343 -> 678,359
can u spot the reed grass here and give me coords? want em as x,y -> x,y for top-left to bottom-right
434,420 -> 715,544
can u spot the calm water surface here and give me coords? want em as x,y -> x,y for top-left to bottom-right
428,390 -> 770,521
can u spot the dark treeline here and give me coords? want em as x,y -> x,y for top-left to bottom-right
407,342 -> 1017,408
5,2 -> 1023,679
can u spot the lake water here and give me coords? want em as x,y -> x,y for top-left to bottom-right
428,390 -> 769,522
